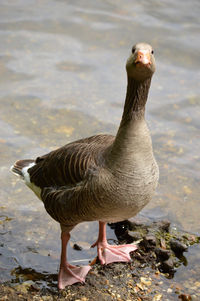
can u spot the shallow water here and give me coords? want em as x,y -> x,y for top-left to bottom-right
0,0 -> 200,294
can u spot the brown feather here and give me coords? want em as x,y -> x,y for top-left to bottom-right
11,43 -> 159,233
29,134 -> 115,188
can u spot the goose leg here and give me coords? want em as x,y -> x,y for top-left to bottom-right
91,221 -> 137,265
58,232 -> 91,289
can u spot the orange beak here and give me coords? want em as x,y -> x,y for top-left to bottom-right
135,50 -> 151,66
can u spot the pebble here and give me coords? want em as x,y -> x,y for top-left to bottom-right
160,237 -> 166,249
14,281 -> 35,294
170,239 -> 188,254
112,221 -> 130,238
142,234 -> 157,249
145,235 -> 157,245
41,296 -> 53,301
137,282 -> 147,290
160,258 -> 174,273
178,294 -> 192,301
153,293 -> 163,301
14,285 -> 28,294
1,219 -> 199,301
140,277 -> 152,286
194,281 -> 200,287
155,248 -> 171,261
128,231 -> 142,241
157,220 -> 170,232
73,243 -> 82,251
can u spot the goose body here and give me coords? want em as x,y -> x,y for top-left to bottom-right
11,43 -> 159,289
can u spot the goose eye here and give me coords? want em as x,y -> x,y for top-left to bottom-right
151,50 -> 154,54
132,47 -> 136,54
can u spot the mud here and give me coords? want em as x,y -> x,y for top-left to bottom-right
1,219 -> 199,301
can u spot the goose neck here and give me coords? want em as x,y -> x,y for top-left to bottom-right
121,76 -> 152,124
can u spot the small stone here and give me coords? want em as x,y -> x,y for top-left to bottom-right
137,282 -> 147,290
178,294 -> 192,301
15,284 -> 28,294
128,231 -> 142,241
73,243 -> 82,251
14,281 -> 35,294
111,221 -> 130,238
42,296 -> 53,301
133,286 -> 140,293
155,248 -> 171,261
153,293 -> 163,301
170,239 -> 188,254
194,281 -> 200,287
160,258 -> 174,273
185,234 -> 197,242
175,284 -> 183,293
146,235 -> 157,245
141,234 -> 156,249
158,220 -> 170,232
129,220 -> 144,228
30,282 -> 40,291
160,238 -> 166,249
140,277 -> 152,286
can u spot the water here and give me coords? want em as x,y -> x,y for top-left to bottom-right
0,0 -> 200,293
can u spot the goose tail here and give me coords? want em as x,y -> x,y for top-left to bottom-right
10,159 -> 35,179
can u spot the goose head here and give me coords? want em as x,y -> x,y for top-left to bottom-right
126,43 -> 156,81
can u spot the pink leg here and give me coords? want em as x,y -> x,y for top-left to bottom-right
58,232 -> 91,289
91,222 -> 137,265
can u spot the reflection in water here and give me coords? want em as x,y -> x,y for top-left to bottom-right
0,0 -> 200,294
12,266 -> 58,291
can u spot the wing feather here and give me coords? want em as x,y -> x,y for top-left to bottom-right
29,134 -> 114,189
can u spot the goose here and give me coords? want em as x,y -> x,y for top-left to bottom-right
11,42 -> 159,289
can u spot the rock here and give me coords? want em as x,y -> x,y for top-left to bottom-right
140,277 -> 152,286
73,243 -> 82,251
184,234 -> 198,243
42,296 -> 53,301
139,234 -> 157,251
178,293 -> 192,301
128,231 -> 142,241
109,221 -> 134,242
14,284 -> 28,294
14,281 -> 34,294
130,220 -> 144,228
155,248 -> 171,261
157,220 -> 170,232
109,220 -> 131,231
142,235 -> 157,248
1,218 -> 199,301
160,258 -> 175,273
153,293 -> 163,301
160,237 -> 166,249
170,239 -> 188,254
